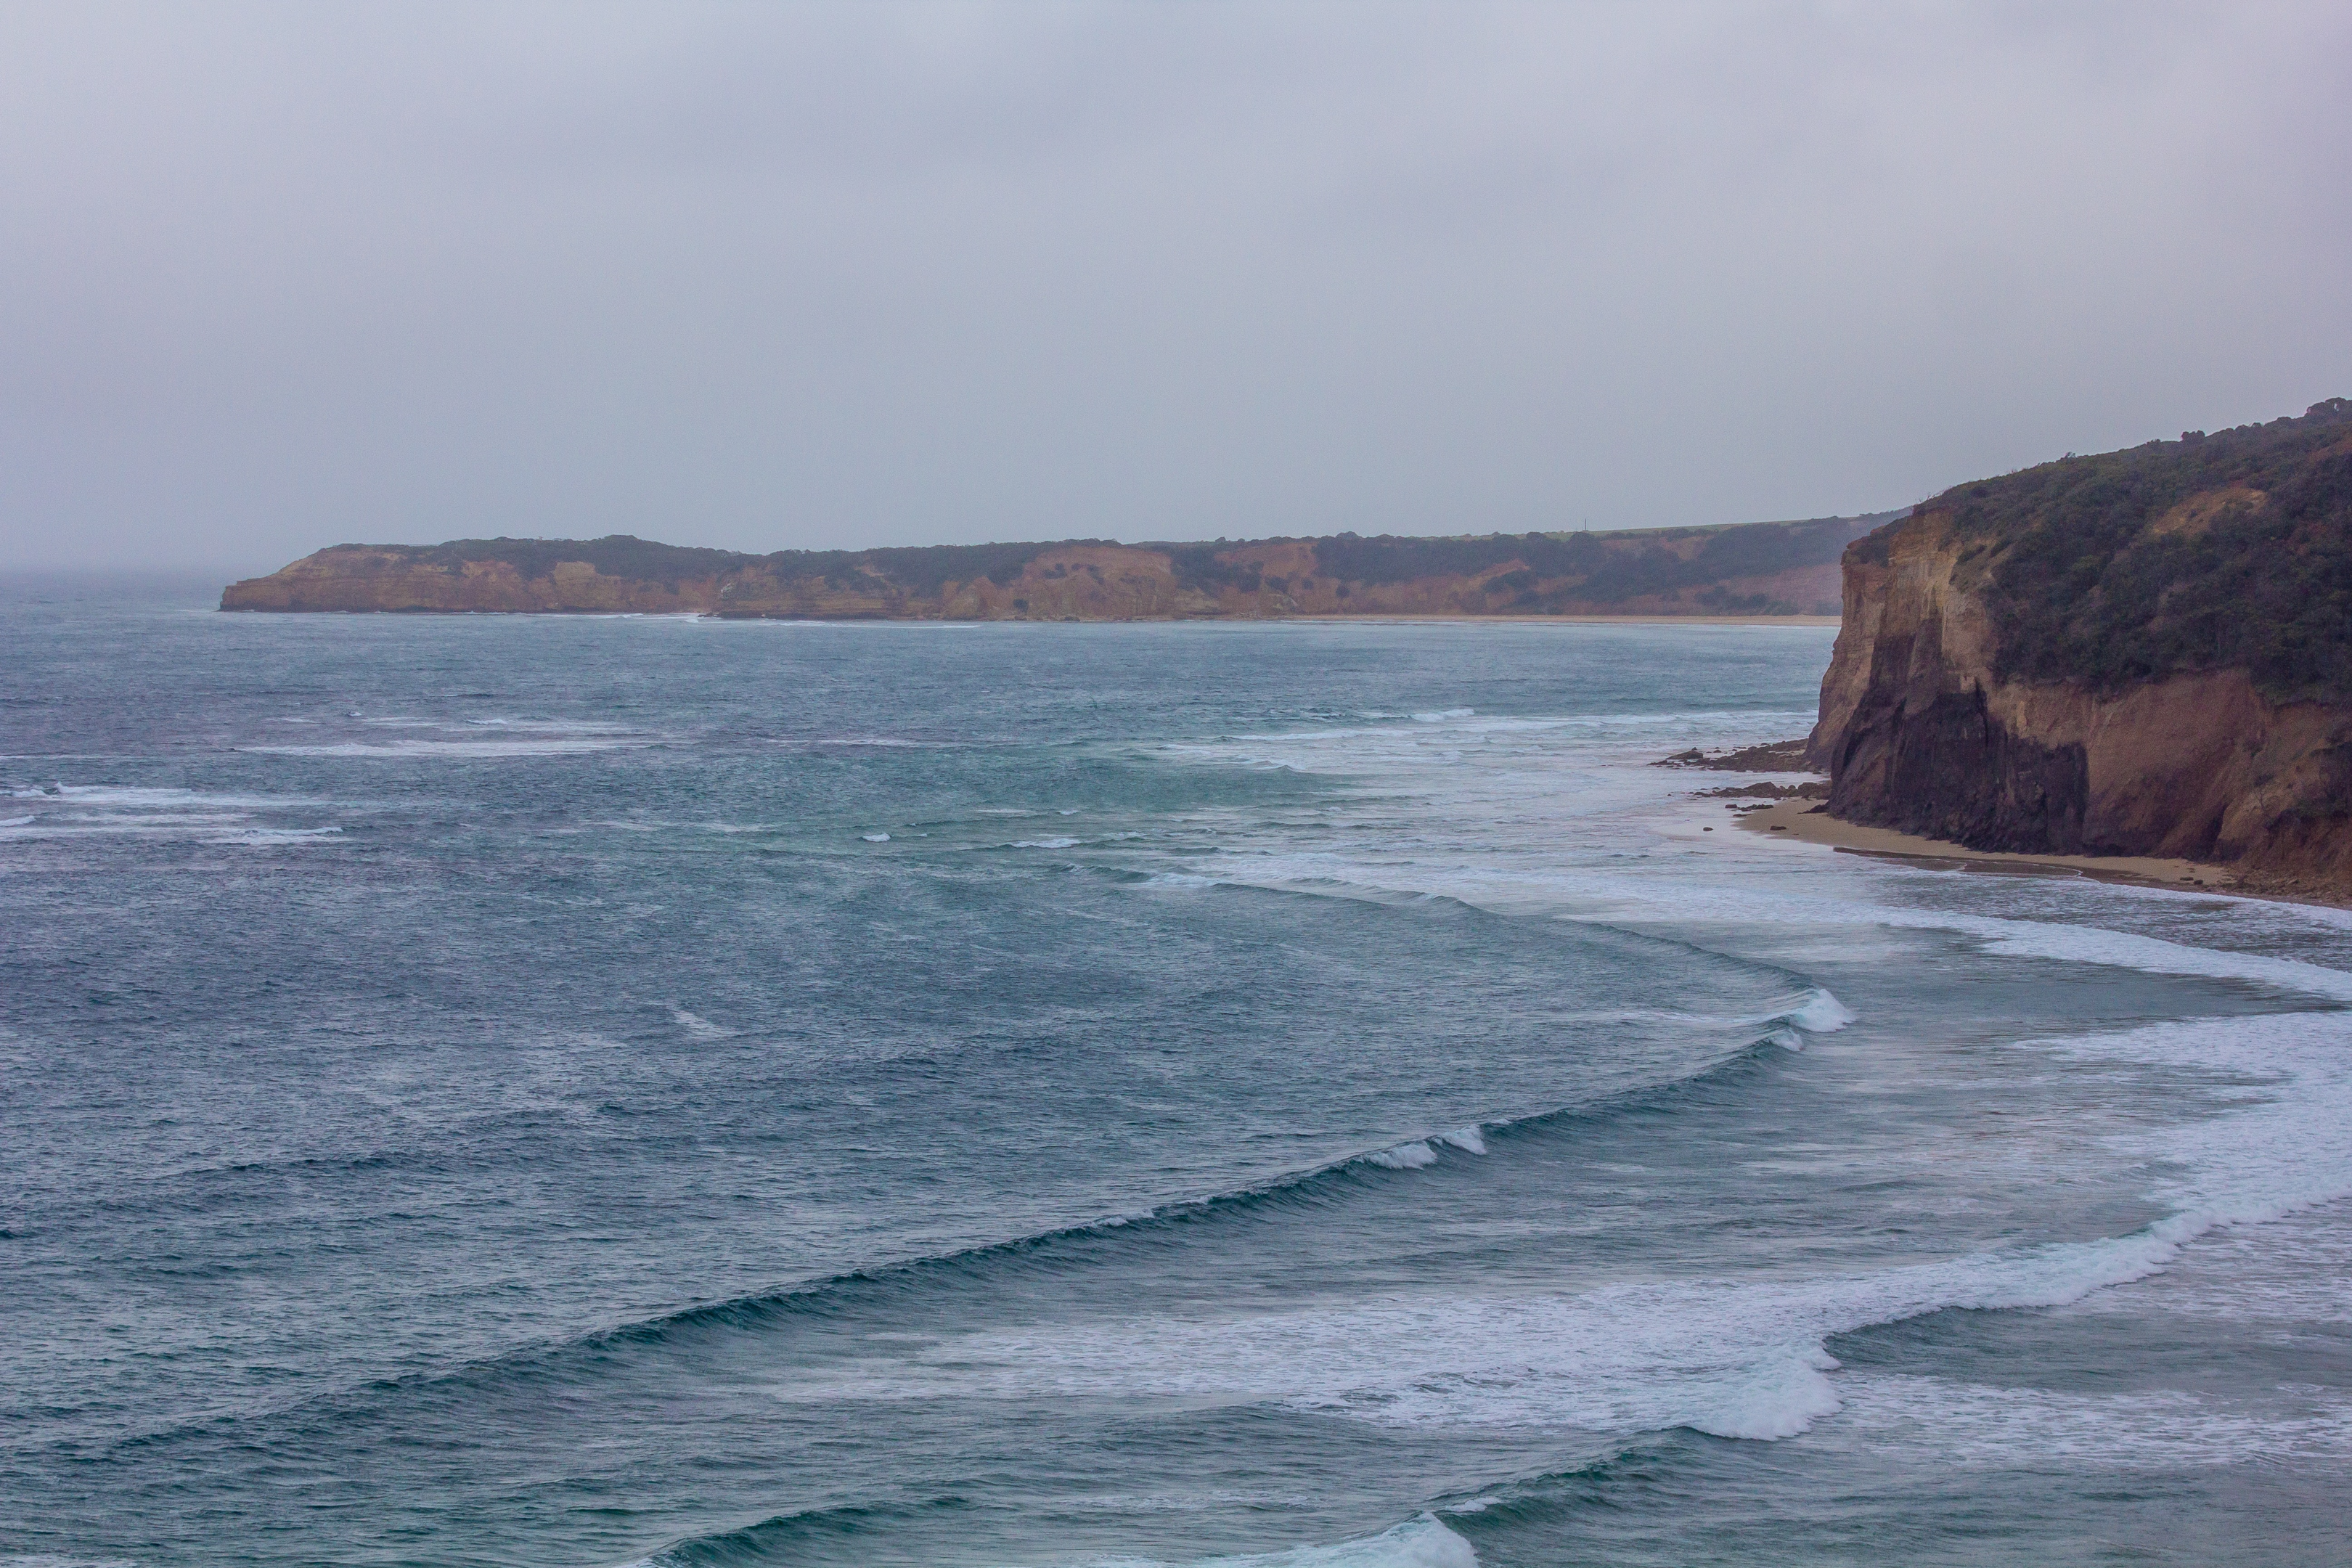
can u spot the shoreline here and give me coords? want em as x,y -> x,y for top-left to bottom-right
1273,613 -> 1839,627
1730,795 -> 2352,910
213,606 -> 1842,628
1732,795 -> 2245,894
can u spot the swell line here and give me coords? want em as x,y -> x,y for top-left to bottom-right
83,990 -> 1850,1458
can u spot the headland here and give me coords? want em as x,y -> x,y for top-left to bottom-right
1705,397 -> 2352,901
219,515 -> 1895,622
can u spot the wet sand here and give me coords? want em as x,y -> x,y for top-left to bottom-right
1282,613 -> 1840,627
1731,795 -> 2239,892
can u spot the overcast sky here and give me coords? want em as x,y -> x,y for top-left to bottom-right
2,1 -> 2345,573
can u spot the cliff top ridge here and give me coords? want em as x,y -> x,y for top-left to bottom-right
1855,398 -> 2352,702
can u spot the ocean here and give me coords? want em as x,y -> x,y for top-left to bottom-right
4,577 -> 2350,1567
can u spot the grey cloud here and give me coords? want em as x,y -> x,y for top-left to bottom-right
2,1 -> 2346,572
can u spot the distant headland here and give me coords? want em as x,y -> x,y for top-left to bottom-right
219,514 -> 1895,621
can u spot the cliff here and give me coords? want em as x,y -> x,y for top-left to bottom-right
1810,398 -> 2352,892
220,513 -> 1895,621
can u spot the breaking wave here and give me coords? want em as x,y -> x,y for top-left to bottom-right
634,1509 -> 1479,1568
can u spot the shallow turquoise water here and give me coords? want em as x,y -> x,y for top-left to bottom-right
4,581 -> 2349,1566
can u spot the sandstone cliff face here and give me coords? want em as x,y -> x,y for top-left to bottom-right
709,544 -> 1227,620
1810,401 -> 2352,890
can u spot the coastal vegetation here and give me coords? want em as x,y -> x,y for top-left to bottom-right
1937,399 -> 2352,701
1314,515 -> 1862,614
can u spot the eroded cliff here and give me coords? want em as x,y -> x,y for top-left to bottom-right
1810,399 -> 2352,891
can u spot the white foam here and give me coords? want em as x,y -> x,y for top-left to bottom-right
1161,707 -> 1810,767
777,1005 -> 2352,1448
1436,1127 -> 1487,1156
2033,1011 -> 2352,1229
2055,1201 -> 2352,1325
1141,698 -> 2352,1004
1012,837 -> 1081,849
0,785 -> 345,844
240,738 -> 641,757
1029,693 -> 2352,1473
803,736 -> 954,749
200,826 -> 344,846
20,785 -> 318,809
1826,1373 -> 2352,1469
779,1220 -> 2253,1442
862,833 -> 891,843
1558,844 -> 2352,1004
670,1008 -> 737,1041
462,717 -> 637,733
1190,843 -> 2352,1008
1774,905 -> 2352,1005
1776,988 -> 1855,1033
1071,1516 -> 1477,1568
1438,1498 -> 1500,1516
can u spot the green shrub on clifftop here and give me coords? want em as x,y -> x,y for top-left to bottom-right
1931,399 -> 2352,702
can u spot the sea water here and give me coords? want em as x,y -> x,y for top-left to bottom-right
4,578 -> 2349,1567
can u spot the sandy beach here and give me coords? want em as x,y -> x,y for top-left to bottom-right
1281,613 -> 1841,627
1730,794 -> 2242,892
